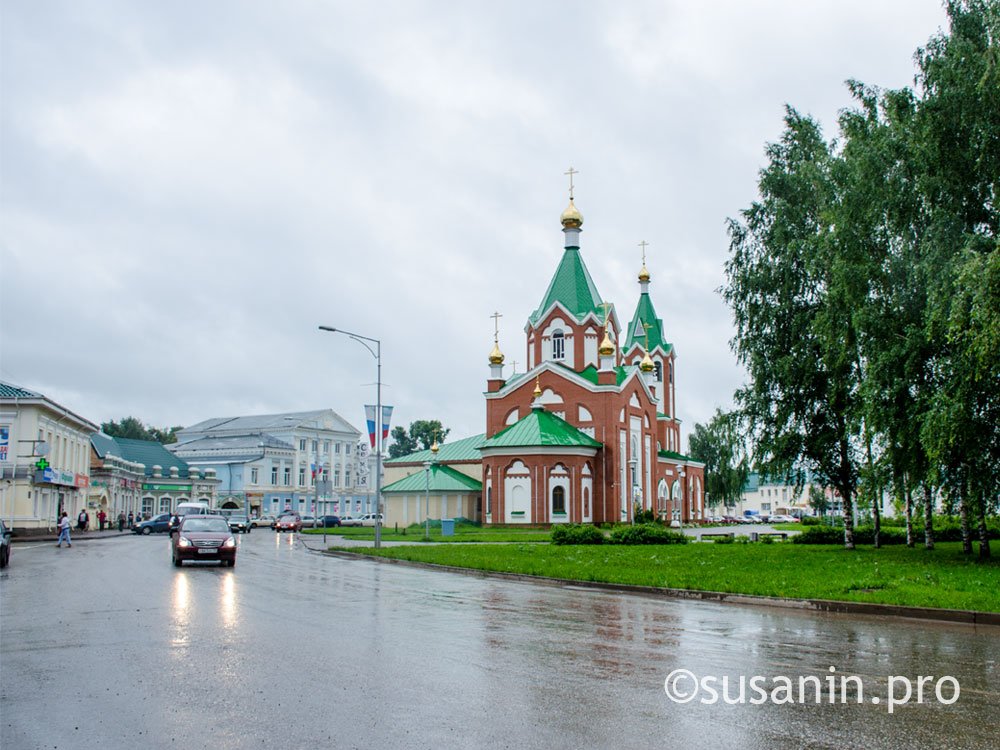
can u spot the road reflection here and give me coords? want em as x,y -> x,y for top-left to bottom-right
171,572 -> 190,647
220,571 -> 237,629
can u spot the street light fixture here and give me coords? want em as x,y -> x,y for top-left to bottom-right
319,325 -> 384,549
628,456 -> 637,525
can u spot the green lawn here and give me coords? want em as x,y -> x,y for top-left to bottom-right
342,541 -> 1000,612
302,524 -> 551,543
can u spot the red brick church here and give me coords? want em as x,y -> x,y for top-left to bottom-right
479,185 -> 705,526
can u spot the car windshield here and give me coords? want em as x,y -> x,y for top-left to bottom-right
182,518 -> 230,533
279,515 -> 298,522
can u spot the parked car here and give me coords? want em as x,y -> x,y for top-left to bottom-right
227,515 -> 253,533
1,518 -> 12,568
769,514 -> 800,523
300,515 -> 318,528
134,513 -> 172,535
274,514 -> 302,533
171,515 -> 237,567
251,515 -> 275,528
340,516 -> 363,527
358,513 -> 384,527
317,515 -> 342,528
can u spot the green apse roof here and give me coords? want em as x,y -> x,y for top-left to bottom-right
480,407 -> 602,450
382,464 -> 483,494
625,292 -> 672,352
384,433 -> 487,464
529,247 -> 604,324
658,450 -> 695,462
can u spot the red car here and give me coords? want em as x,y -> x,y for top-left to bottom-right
274,514 -> 302,533
171,515 -> 237,567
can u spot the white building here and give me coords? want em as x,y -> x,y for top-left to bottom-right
170,409 -> 372,517
1,382 -> 98,530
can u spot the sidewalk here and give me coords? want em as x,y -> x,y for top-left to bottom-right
10,528 -> 139,544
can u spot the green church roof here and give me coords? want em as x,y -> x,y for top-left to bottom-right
90,433 -> 190,477
529,247 -> 604,324
480,407 -> 602,450
575,364 -> 631,387
625,292 -> 672,353
382,463 -> 483,494
384,433 -> 487,464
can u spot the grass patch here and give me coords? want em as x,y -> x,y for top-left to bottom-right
302,523 -> 550,543
343,542 -> 1000,612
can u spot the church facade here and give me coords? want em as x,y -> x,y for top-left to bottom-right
382,188 -> 705,527
480,191 -> 705,526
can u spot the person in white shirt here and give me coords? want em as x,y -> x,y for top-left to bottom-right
56,511 -> 72,548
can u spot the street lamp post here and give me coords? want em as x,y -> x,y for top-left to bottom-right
319,325 -> 384,549
423,460 -> 431,541
628,456 -> 637,525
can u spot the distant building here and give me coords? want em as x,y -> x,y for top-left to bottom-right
1,382 -> 97,530
170,409 -> 369,517
734,471 -> 844,518
89,433 -> 219,519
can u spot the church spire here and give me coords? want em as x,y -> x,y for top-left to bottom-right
560,166 -> 583,247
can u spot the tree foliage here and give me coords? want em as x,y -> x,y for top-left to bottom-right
724,1 -> 999,553
101,417 -> 180,444
387,420 -> 450,458
688,409 -> 749,509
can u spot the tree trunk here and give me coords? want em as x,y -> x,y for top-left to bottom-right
842,489 -> 855,550
865,435 -> 879,549
904,483 -> 914,548
959,490 -> 973,555
977,500 -> 991,560
923,484 -> 935,550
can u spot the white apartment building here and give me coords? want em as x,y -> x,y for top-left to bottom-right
1,382 -> 98,530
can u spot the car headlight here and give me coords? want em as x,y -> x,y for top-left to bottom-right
177,537 -> 192,547
223,536 -> 236,548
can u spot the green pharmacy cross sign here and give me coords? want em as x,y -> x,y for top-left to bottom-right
35,458 -> 50,471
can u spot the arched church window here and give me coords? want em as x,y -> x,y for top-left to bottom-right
552,486 -> 566,515
487,486 -> 492,515
552,330 -> 565,360
654,360 -> 663,382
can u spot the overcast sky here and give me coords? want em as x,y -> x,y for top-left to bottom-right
1,0 -> 949,448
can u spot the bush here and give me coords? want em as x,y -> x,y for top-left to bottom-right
800,516 -> 825,526
608,523 -> 689,545
551,524 -> 605,545
712,535 -> 734,544
633,509 -> 658,524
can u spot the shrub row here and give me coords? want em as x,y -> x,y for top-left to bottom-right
792,523 -> 1000,545
551,523 -> 689,546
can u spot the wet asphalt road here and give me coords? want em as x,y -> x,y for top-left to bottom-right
1,531 -> 998,750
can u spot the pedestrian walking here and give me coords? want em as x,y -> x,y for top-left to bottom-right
127,511 -> 134,527
77,508 -> 88,532
98,509 -> 107,531
56,511 -> 72,548
117,511 -> 126,532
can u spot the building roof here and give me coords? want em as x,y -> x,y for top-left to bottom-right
176,409 -> 359,443
528,248 -> 605,324
91,433 -> 190,477
480,408 -> 602,450
0,382 -> 43,399
574,364 -> 631,387
169,434 -> 294,454
625,292 -> 672,353
385,433 -> 487,465
382,463 -> 483,494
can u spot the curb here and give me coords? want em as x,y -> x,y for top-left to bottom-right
322,548 -> 1000,628
10,532 -> 138,544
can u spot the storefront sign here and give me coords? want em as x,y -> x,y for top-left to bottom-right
0,425 -> 9,462
142,483 -> 189,491
37,468 -> 77,486
75,474 -> 90,488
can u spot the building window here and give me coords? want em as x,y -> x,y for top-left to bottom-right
552,330 -> 565,360
584,487 -> 590,517
345,444 -> 351,455
299,439 -> 306,451
159,497 -> 171,514
552,486 -> 566,515
271,467 -> 278,484
283,467 -> 291,486
334,470 -> 340,488
299,467 -> 306,486
323,440 -> 330,453
334,443 -> 341,454
142,497 -> 154,517
312,440 -> 318,452
487,487 -> 492,515
251,468 -> 259,484
654,360 -> 663,382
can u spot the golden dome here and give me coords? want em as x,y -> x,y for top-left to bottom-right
599,329 -> 615,357
638,264 -> 650,283
560,199 -> 583,229
533,375 -> 542,398
489,340 -> 504,365
431,438 -> 439,454
640,350 -> 655,372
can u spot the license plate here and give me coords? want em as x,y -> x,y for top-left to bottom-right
198,548 -> 217,554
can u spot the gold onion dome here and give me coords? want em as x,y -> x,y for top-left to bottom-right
533,376 -> 543,398
489,340 -> 505,365
431,438 -> 439,454
560,199 -> 583,229
599,330 -> 615,357
638,264 -> 650,282
640,350 -> 655,372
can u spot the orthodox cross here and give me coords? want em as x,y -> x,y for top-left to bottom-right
600,301 -> 612,329
490,311 -> 502,342
564,167 -> 578,200
511,360 -> 518,374
639,240 -> 648,266
643,322 -> 653,352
